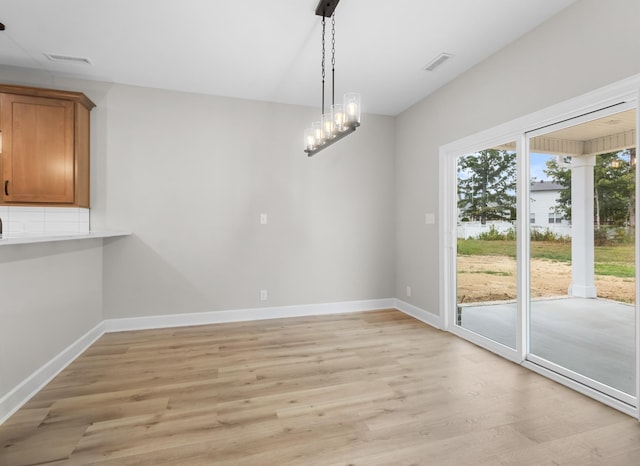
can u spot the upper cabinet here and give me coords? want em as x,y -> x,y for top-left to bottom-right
0,84 -> 95,207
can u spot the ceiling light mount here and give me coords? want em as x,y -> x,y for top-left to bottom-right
316,0 -> 340,17
305,0 -> 361,157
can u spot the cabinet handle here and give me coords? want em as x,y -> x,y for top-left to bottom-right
4,180 -> 8,196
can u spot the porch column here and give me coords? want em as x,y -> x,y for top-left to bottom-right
569,154 -> 597,298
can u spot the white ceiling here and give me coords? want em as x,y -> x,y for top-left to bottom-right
0,0 -> 577,116
542,109 -> 636,142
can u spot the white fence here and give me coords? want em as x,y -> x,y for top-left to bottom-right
457,221 -> 513,239
457,221 -> 572,239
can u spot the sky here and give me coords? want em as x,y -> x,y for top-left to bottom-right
530,152 -> 553,181
457,151 -> 554,182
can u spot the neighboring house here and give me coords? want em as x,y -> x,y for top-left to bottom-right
457,180 -> 571,239
530,180 -> 571,237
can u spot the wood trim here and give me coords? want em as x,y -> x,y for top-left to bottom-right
75,103 -> 90,208
0,84 -> 95,110
0,94 -> 12,203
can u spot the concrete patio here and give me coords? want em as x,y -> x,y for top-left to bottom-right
459,297 -> 636,395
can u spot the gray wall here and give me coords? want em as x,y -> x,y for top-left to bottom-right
0,72 -> 395,406
395,0 -> 640,315
0,71 -> 110,408
99,85 -> 396,318
0,240 -> 103,398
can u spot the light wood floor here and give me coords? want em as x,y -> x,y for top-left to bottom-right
1,309 -> 639,465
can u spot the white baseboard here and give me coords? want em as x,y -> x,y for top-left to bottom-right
0,321 -> 105,425
104,298 -> 397,333
395,299 -> 442,329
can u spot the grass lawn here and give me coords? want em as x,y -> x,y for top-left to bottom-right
457,239 -> 635,278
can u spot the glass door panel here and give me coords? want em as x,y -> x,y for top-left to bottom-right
528,107 -> 636,400
456,142 -> 517,349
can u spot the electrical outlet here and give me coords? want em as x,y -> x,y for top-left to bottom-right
260,290 -> 268,301
406,286 -> 412,297
260,213 -> 268,225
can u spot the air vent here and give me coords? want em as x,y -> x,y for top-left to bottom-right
423,53 -> 453,72
44,53 -> 92,65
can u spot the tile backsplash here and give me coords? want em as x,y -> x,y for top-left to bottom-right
0,207 -> 90,234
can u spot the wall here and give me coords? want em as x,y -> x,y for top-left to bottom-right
99,85 -> 396,318
0,239 -> 103,419
395,0 -> 640,316
0,66 -> 395,417
0,69 -> 111,418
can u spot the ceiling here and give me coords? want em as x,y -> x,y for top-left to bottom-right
0,0 -> 577,116
531,108 -> 636,157
494,108 -> 636,157
542,109 -> 636,142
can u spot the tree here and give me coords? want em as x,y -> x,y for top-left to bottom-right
544,149 -> 636,226
543,157 -> 572,220
594,150 -> 635,227
457,149 -> 516,224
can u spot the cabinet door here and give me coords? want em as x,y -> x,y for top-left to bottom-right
1,94 -> 75,204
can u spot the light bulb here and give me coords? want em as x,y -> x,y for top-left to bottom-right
312,121 -> 324,144
332,104 -> 345,133
304,128 -> 316,151
343,93 -> 361,127
322,113 -> 335,138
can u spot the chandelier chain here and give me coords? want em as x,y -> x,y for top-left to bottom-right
331,13 -> 335,106
321,15 -> 326,114
331,15 -> 336,68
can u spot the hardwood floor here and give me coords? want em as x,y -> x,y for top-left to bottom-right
1,309 -> 639,465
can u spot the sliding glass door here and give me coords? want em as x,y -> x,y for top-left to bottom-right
527,106 -> 637,404
454,142 -> 518,353
443,97 -> 639,414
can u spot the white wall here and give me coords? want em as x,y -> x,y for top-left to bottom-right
97,85 -> 396,318
0,70 -> 396,323
0,70 -> 111,416
0,67 -> 396,416
395,0 -> 640,316
0,240 -> 103,416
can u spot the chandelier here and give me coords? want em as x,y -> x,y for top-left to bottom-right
304,0 -> 361,157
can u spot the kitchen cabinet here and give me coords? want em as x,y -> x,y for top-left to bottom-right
0,84 -> 95,207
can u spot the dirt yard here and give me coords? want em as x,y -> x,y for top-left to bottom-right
457,255 -> 635,303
